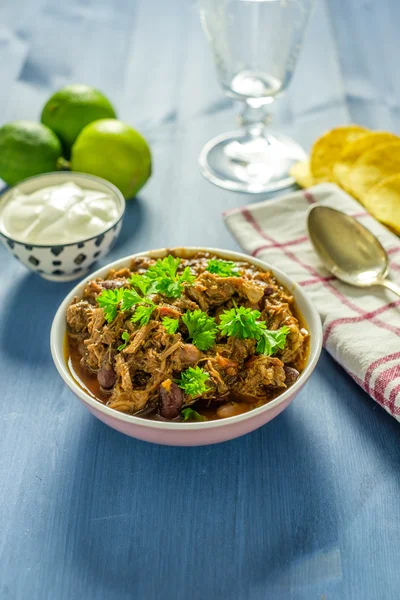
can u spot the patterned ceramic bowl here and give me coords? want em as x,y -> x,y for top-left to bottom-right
50,247 -> 323,446
0,171 -> 125,282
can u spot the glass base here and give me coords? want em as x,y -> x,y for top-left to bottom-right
199,130 -> 307,194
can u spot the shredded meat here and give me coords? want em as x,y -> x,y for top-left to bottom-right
66,251 -> 309,420
186,272 -> 264,310
123,322 -> 158,356
156,304 -> 182,320
233,356 -> 286,400
108,389 -> 151,413
216,337 -> 256,363
179,344 -> 201,368
262,303 -> 307,367
106,267 -> 132,279
66,299 -> 92,334
83,308 -> 106,370
83,277 -> 129,304
114,354 -> 133,392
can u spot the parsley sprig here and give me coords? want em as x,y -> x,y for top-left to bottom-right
218,306 -> 265,339
97,255 -> 196,325
130,303 -> 156,326
162,316 -> 179,334
138,256 -> 196,299
181,407 -> 207,422
119,286 -> 156,326
97,286 -> 155,325
97,288 -> 124,323
218,306 -> 290,356
206,258 -> 240,278
256,326 -> 291,356
129,273 -> 155,296
182,310 -> 218,351
120,288 -> 148,311
176,366 -> 210,397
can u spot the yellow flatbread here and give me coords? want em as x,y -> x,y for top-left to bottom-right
333,131 -> 399,191
347,141 -> 400,201
364,174 -> 400,235
310,125 -> 368,181
289,160 -> 315,189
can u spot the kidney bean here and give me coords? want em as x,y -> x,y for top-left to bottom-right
159,381 -> 184,419
264,286 -> 274,297
284,366 -> 299,385
97,367 -> 116,389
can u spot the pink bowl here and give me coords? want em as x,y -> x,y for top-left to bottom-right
50,247 -> 322,446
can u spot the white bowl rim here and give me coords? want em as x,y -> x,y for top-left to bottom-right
0,171 -> 126,248
50,246 -> 323,431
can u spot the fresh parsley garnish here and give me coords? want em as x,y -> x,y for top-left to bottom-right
119,286 -> 156,326
130,256 -> 196,300
96,256 -> 195,324
148,255 -> 181,279
176,366 -> 210,397
218,306 -> 290,356
145,256 -> 196,298
130,302 -> 156,326
181,407 -> 207,422
97,288 -> 125,323
206,258 -> 240,278
129,273 -> 155,296
162,316 -> 179,334
120,288 -> 145,312
218,306 -> 265,339
182,309 -> 218,351
256,326 -> 291,356
118,331 -> 130,351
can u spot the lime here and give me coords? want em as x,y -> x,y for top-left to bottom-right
41,84 -> 116,152
0,120 -> 63,186
71,119 -> 152,198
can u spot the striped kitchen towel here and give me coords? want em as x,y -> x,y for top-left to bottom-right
224,183 -> 400,421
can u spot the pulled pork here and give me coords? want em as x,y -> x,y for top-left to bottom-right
66,252 -> 309,420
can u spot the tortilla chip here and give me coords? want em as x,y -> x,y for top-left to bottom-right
333,131 -> 399,190
347,141 -> 400,201
289,160 -> 315,189
364,174 -> 400,235
310,125 -> 368,181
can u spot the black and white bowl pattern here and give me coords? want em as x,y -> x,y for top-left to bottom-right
1,219 -> 123,282
0,172 -> 125,282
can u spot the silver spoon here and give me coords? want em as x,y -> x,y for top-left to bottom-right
307,206 -> 400,298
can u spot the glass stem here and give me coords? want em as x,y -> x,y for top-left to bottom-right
238,102 -> 272,138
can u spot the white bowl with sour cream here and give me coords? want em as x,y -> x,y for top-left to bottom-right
0,171 -> 125,281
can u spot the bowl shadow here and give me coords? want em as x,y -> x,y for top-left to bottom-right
51,406 -> 340,600
111,196 -> 146,255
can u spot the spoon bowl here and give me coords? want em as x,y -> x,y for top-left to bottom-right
307,206 -> 400,297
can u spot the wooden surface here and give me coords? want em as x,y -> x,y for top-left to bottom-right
1,1 -> 400,598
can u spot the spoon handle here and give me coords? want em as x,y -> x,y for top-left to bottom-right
380,279 -> 400,298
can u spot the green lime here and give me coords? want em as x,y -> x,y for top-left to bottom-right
71,119 -> 152,198
41,84 -> 116,152
0,120 -> 63,186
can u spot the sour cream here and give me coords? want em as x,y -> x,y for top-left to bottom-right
0,181 -> 120,244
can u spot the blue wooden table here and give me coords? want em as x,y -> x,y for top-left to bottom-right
1,1 -> 400,598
